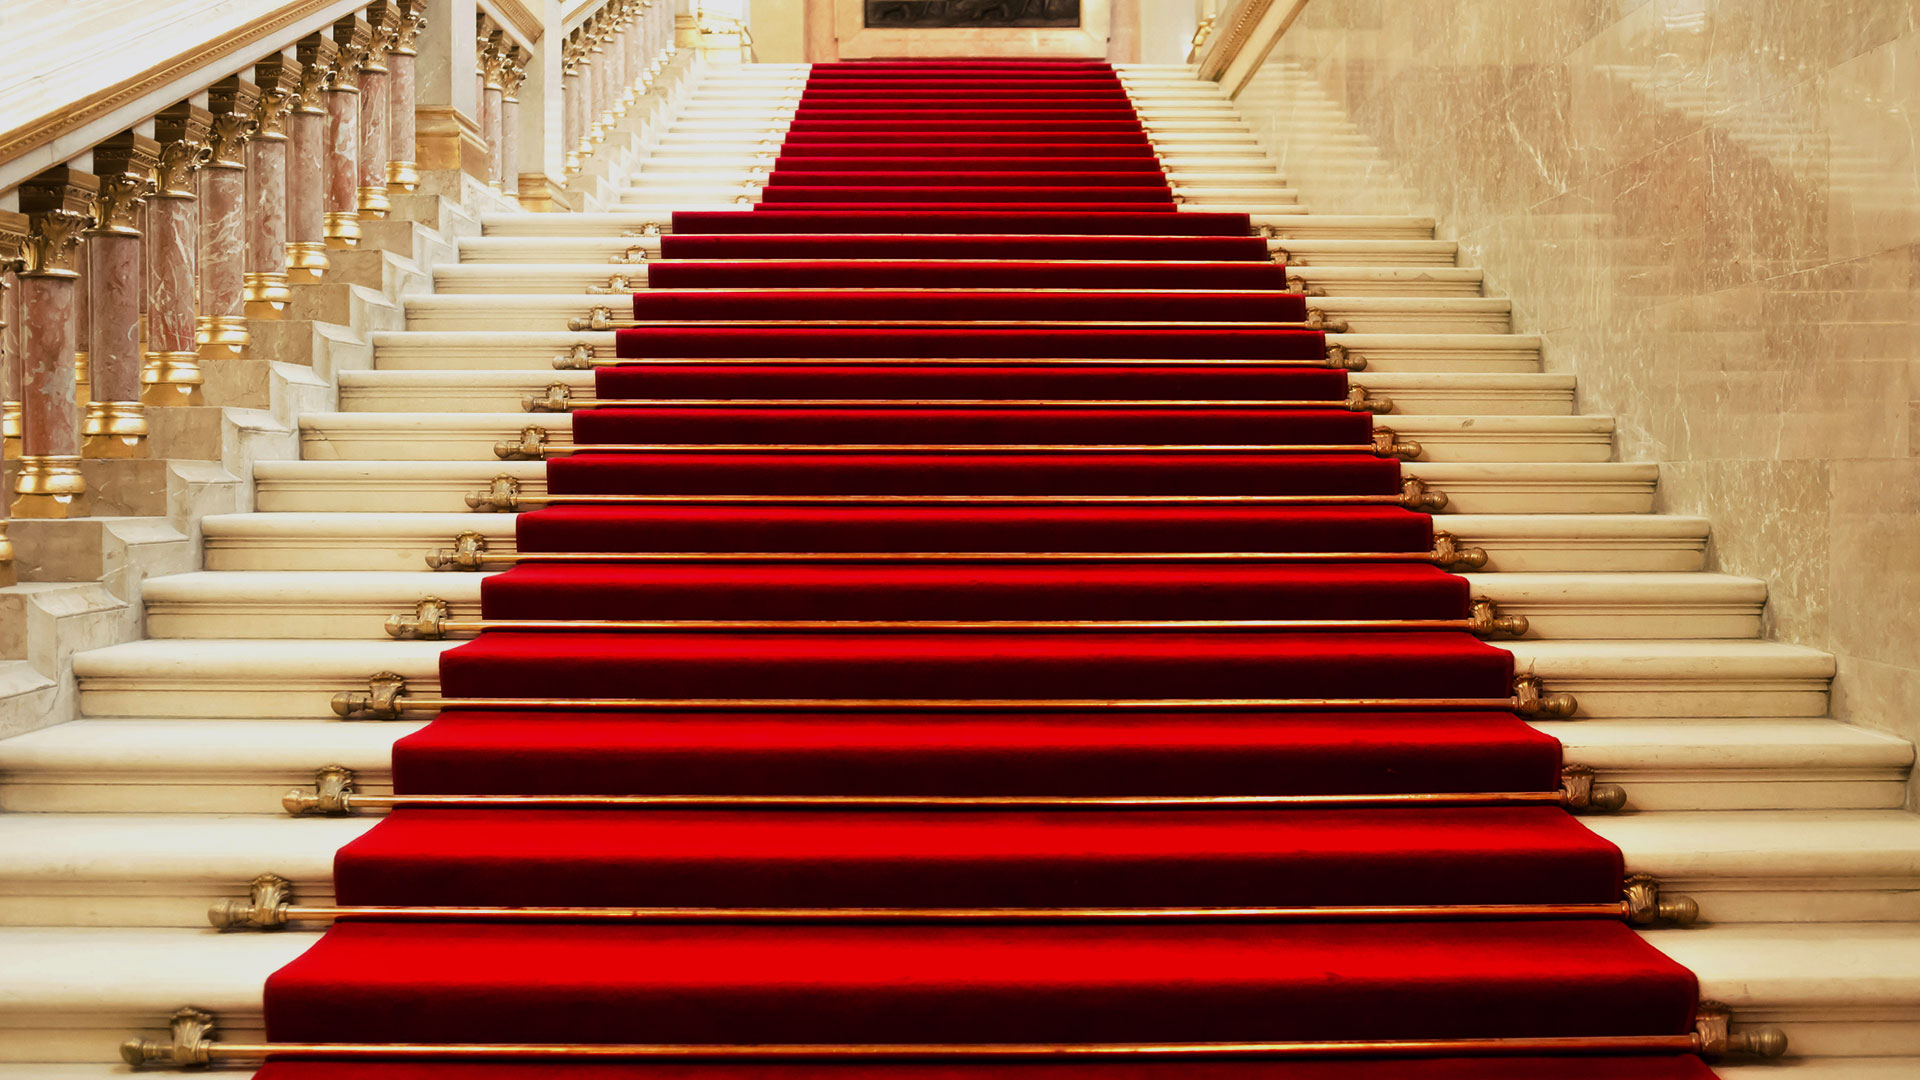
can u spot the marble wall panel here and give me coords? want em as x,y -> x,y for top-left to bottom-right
1245,0 -> 1920,785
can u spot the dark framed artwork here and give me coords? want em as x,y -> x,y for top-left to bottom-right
863,1 -> 1082,29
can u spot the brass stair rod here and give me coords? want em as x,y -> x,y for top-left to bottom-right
551,397 -> 1387,411
491,493 -> 1435,507
435,551 -> 1481,567
259,901 -> 1641,925
553,353 -> 1365,371
383,615 -> 1528,639
525,442 -> 1418,456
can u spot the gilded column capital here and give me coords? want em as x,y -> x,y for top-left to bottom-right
329,16 -> 373,92
0,209 -> 29,275
205,76 -> 263,168
89,132 -> 160,235
294,34 -> 339,114
393,0 -> 427,57
152,102 -> 214,197
16,167 -> 97,278
478,21 -> 508,91
363,2 -> 401,74
501,46 -> 529,103
252,56 -> 303,139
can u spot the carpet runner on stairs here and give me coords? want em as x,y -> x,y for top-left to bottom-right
256,59 -> 1726,1078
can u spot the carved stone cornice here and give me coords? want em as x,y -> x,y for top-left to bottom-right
205,76 -> 263,167
16,167 -> 98,277
364,2 -> 402,73
329,16 -> 373,93
89,132 -> 160,234
252,56 -> 303,139
294,34 -> 338,114
393,0 -> 428,57
151,102 -> 214,198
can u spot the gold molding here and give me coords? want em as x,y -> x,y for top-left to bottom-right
0,1 -> 348,177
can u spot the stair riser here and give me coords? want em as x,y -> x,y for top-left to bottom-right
429,269 -> 1485,299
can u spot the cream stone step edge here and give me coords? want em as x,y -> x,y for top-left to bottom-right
475,211 -> 1439,239
336,369 -> 1575,416
4,714 -> 1906,815
366,330 -> 1544,375
1,924 -> 1914,1062
396,294 -> 1514,335
198,510 -> 1710,575
2,809 -> 1917,927
133,569 -> 1763,642
452,236 -> 1463,267
245,459 -> 1659,516
429,264 -> 1487,299
68,637 -> 1834,720
290,411 -> 1616,465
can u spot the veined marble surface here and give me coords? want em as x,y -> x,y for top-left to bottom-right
1241,0 -> 1920,790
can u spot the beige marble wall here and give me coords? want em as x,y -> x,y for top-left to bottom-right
1243,1 -> 1920,764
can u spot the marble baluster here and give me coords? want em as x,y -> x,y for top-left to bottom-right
500,48 -> 525,200
562,38 -> 584,175
387,0 -> 426,194
290,34 -> 338,281
70,228 -> 89,410
145,103 -> 211,408
83,134 -> 158,459
359,4 -> 399,220
0,214 -> 26,583
197,76 -> 259,362
12,169 -> 95,519
246,58 -> 300,316
479,27 -> 506,189
325,16 -> 373,249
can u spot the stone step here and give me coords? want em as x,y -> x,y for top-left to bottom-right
428,263 -> 1484,298
6,714 -> 1906,814
335,369 -> 1574,415
134,569 -> 1761,641
450,235 -> 1459,267
1,924 -> 1912,1061
290,410 -> 1616,464
476,211 -> 1438,239
68,637 -> 1833,720
3,807 -> 1916,927
246,458 -> 1659,514
198,510 -> 1711,575
396,293 -> 1514,335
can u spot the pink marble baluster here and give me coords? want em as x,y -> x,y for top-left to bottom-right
246,60 -> 298,317
70,232 -> 90,409
198,77 -> 257,362
146,106 -> 209,407
12,171 -> 94,520
562,49 -> 584,174
325,17 -> 372,249
2,266 -> 20,454
359,4 -> 398,220
387,0 -> 425,194
290,35 -> 336,281
83,135 -> 155,458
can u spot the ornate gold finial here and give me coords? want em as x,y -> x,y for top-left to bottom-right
151,102 -> 213,196
294,34 -> 339,114
251,56 -> 303,139
17,167 -> 97,277
89,132 -> 159,234
329,15 -> 373,92
204,76 -> 262,168
393,0 -> 427,56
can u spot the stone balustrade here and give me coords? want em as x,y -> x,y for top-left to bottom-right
0,0 -> 682,585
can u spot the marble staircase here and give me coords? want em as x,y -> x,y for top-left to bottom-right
0,62 -> 1914,1075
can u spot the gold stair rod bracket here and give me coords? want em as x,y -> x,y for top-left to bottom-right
619,223 -> 663,238
1285,274 -> 1327,298
609,245 -> 650,264
1372,430 -> 1422,460
428,531 -> 491,570
524,383 -> 574,412
495,425 -> 551,460
1268,245 -> 1291,265
553,344 -> 598,369
120,1006 -> 216,1068
567,306 -> 621,331
586,274 -> 636,295
1512,673 -> 1578,718
331,673 -> 409,719
1622,873 -> 1698,927
1430,532 -> 1488,570
386,597 -> 452,639
1467,598 -> 1528,638
283,765 -> 358,814
1400,477 -> 1447,511
465,474 -> 523,512
1694,1001 -> 1789,1059
1559,764 -> 1623,813
208,873 -> 293,930
1347,386 -> 1392,414
1326,343 -> 1364,371
1305,307 -> 1350,334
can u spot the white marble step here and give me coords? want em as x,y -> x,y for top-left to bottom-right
246,458 -> 1658,515
396,293 -> 1513,335
6,714 -> 1906,815
69,637 -> 1832,720
428,263 -> 1483,299
2,924 -> 1914,1062
450,235 -> 1457,267
475,211 -> 1437,239
4,808 -> 1916,927
134,570 -> 1763,641
290,410 -> 1616,464
335,369 -> 1575,416
197,510 -> 1711,575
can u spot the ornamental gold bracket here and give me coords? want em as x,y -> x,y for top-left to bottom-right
553,344 -> 598,369
1285,274 -> 1327,298
283,765 -> 358,813
1326,343 -> 1364,371
1400,477 -> 1447,511
1430,532 -> 1488,570
1513,673 -> 1578,718
1347,385 -> 1392,414
427,531 -> 489,570
208,873 -> 293,930
1694,1001 -> 1789,1059
464,474 -> 522,511
619,223 -> 663,237
585,273 -> 636,295
494,425 -> 550,459
566,306 -> 620,331
1268,245 -> 1291,264
609,245 -> 650,264
524,382 -> 574,412
1371,430 -> 1421,460
1304,307 -> 1350,334
1467,598 -> 1528,638
1559,764 -> 1624,812
385,596 -> 451,638
1623,873 -> 1699,927
331,673 -> 408,719
120,1006 -> 216,1068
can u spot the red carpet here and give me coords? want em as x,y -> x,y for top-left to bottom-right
262,59 -> 1716,1077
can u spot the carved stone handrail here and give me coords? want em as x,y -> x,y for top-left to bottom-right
1194,0 -> 1309,98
